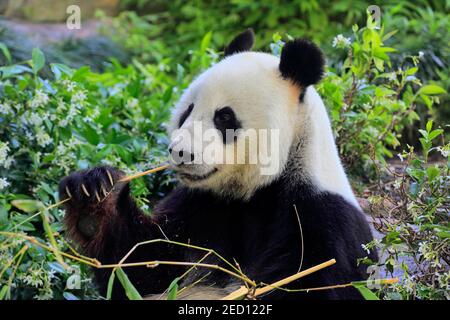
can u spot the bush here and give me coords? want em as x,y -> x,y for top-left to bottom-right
366,121 -> 449,300
0,35 -> 217,299
316,18 -> 446,179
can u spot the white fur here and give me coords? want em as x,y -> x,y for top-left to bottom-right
168,52 -> 359,207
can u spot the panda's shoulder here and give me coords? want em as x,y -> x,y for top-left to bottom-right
294,188 -> 373,242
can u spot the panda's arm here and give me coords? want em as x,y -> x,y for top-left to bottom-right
59,166 -> 185,298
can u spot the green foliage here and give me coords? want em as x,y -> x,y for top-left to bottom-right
365,121 -> 449,300
107,1 -> 450,134
317,18 -> 446,178
0,34 -> 217,300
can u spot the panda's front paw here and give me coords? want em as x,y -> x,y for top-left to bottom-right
59,166 -> 127,241
59,166 -> 126,208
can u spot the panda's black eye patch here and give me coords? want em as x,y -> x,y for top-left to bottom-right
178,103 -> 194,128
214,106 -> 241,144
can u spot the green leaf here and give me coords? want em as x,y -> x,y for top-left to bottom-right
426,166 -> 440,182
11,199 -> 45,213
0,42 -> 12,64
426,120 -> 433,132
428,129 -> 443,141
167,277 -> 180,300
382,29 -> 398,41
0,65 -> 32,78
31,48 -> 45,74
106,269 -> 116,300
352,283 -> 379,300
405,67 -> 418,76
0,286 -> 9,300
437,231 -> 450,239
418,84 -> 446,96
115,268 -> 142,300
200,31 -> 212,52
50,63 -> 74,80
80,124 -> 100,145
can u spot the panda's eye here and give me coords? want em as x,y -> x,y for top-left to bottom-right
178,103 -> 194,128
214,106 -> 241,144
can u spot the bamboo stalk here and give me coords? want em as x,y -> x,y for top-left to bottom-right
221,258 -> 336,300
119,164 -> 170,183
254,259 -> 336,296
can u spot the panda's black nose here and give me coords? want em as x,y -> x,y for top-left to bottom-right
169,148 -> 195,165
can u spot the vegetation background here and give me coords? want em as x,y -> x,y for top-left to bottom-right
0,0 -> 448,300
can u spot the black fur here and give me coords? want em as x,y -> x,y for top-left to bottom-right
224,28 -> 255,57
60,167 -> 377,300
178,103 -> 194,128
213,106 -> 242,144
279,39 -> 325,88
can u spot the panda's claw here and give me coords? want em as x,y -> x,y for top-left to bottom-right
101,184 -> 108,197
106,170 -> 114,187
65,186 -> 72,199
81,183 -> 91,197
95,190 -> 101,202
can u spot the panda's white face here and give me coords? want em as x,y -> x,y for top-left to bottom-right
168,52 -> 302,199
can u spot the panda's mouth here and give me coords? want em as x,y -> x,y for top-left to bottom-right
178,168 -> 218,182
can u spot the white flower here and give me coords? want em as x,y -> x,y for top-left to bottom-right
14,103 -> 23,112
0,101 -> 13,115
418,51 -> 424,59
2,157 -> 14,169
71,90 -> 87,104
0,141 -> 10,165
393,179 -> 402,190
387,72 -> 397,82
28,112 -> 43,126
0,177 -> 10,190
56,98 -> 66,112
332,34 -> 352,49
126,98 -> 139,109
361,244 -> 370,254
62,80 -> 76,92
29,90 -> 50,109
36,131 -> 53,147
437,146 -> 449,157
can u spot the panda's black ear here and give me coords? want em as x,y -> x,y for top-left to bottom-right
224,29 -> 255,57
279,39 -> 325,88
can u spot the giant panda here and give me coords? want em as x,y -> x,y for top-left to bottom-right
59,29 -> 377,300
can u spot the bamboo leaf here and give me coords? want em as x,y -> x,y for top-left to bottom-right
106,269 -> 116,300
11,200 -> 45,213
352,283 -> 380,300
115,268 -> 143,300
31,48 -> 45,74
0,286 -> 9,300
167,277 -> 180,300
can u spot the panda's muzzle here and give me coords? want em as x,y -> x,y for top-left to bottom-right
177,167 -> 218,182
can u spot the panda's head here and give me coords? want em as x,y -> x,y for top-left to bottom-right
168,29 -> 325,199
